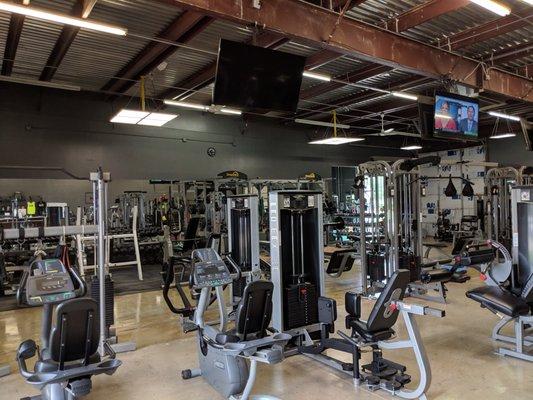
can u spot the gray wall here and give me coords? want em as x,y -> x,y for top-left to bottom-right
0,83 -> 397,181
487,133 -> 533,166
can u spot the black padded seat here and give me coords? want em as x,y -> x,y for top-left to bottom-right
348,319 -> 395,342
466,286 -> 530,318
420,268 -> 453,283
423,242 -> 448,248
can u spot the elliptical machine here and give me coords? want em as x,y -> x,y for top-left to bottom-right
181,248 -> 291,400
16,258 -> 121,400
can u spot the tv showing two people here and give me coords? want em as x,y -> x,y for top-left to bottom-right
434,93 -> 479,139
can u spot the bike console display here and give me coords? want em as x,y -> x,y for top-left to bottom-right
23,259 -> 76,306
193,260 -> 232,289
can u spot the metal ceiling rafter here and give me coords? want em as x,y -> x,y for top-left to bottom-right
101,10 -> 214,94
154,0 -> 532,102
387,0 -> 471,33
445,7 -> 533,50
1,0 -> 30,76
39,0 -> 98,82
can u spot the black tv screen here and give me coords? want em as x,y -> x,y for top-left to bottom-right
434,92 -> 479,140
213,39 -> 305,113
418,103 -> 434,139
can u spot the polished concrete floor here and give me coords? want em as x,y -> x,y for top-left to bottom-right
1,266 -> 532,400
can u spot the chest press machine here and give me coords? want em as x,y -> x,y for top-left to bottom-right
466,185 -> 533,362
268,190 -> 444,399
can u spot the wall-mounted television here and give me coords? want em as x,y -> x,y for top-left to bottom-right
213,39 -> 306,113
418,103 -> 435,139
434,92 -> 479,140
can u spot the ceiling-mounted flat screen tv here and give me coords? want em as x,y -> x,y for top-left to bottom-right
213,39 -> 306,113
434,92 -> 479,140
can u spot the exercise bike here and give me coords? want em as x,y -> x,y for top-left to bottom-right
181,248 -> 291,400
16,258 -> 121,400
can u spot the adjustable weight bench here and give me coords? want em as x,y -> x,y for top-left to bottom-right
326,248 -> 357,278
466,275 -> 533,362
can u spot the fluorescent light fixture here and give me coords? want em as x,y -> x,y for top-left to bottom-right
110,109 -> 149,124
138,112 -> 178,127
470,0 -> 511,16
384,128 -> 394,133
391,91 -> 418,101
519,0 -> 533,4
309,137 -> 365,145
488,111 -> 521,122
401,145 -> 423,150
110,109 -> 177,126
164,99 -> 208,111
303,71 -> 331,82
435,113 -> 452,119
220,108 -> 242,115
490,133 -> 516,139
295,118 -> 351,130
0,1 -> 127,35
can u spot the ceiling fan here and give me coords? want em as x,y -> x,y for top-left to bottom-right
363,113 -> 422,138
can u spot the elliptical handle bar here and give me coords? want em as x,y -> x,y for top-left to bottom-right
69,266 -> 87,297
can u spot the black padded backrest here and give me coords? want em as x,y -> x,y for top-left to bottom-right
182,217 -> 201,252
326,249 -> 356,274
366,270 -> 410,332
235,280 -> 273,340
49,298 -> 99,365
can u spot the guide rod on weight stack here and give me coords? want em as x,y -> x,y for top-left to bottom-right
91,169 -> 110,356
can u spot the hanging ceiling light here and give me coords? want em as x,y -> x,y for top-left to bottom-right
488,111 -> 521,121
489,114 -> 518,139
0,1 -> 127,35
111,77 -> 177,126
164,100 -> 209,111
391,91 -> 418,101
308,111 -> 364,145
401,145 -> 423,150
303,71 -> 332,82
469,0 -> 511,16
490,133 -> 516,139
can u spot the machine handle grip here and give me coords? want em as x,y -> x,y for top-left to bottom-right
225,255 -> 242,282
70,266 -> 87,297
16,270 -> 28,306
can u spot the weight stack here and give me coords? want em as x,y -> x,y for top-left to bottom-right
399,254 -> 421,282
366,253 -> 386,282
232,276 -> 246,299
284,283 -> 318,330
89,275 -> 115,330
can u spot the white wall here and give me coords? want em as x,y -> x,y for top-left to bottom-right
420,145 -> 486,236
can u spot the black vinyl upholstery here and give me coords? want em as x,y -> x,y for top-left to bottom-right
216,280 -> 273,345
466,286 -> 530,318
346,270 -> 410,342
326,249 -> 356,275
49,298 -> 99,364
235,281 -> 273,338
181,217 -> 201,252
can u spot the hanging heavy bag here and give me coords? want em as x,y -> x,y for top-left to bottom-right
462,178 -> 474,197
444,176 -> 457,197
